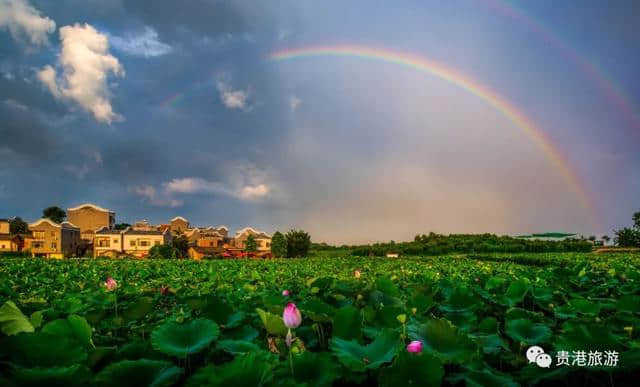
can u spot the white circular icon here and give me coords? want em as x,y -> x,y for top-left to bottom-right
535,353 -> 552,368
526,346 -> 545,363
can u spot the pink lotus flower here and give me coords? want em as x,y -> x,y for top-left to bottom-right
104,277 -> 117,291
354,270 -> 361,279
407,340 -> 423,354
282,289 -> 290,297
283,302 -> 302,328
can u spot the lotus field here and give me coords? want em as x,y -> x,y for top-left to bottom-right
0,253 -> 639,386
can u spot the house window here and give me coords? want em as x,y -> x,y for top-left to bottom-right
140,240 -> 149,247
34,231 -> 45,239
51,242 -> 57,249
51,231 -> 56,237
1,245 -> 5,249
130,240 -> 136,247
113,239 -> 118,244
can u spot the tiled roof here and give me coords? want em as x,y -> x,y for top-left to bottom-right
67,203 -> 113,213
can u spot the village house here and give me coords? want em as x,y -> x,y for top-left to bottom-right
234,227 -> 272,251
67,204 -> 115,244
28,218 -> 81,258
93,227 -> 125,258
170,216 -> 190,234
0,218 -> 34,253
186,227 -> 225,259
122,228 -> 171,258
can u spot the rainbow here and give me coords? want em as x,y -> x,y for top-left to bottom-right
484,0 -> 640,130
268,45 -> 598,224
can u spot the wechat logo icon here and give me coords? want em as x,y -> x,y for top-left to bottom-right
527,346 -> 552,368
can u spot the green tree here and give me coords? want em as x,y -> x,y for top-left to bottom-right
588,235 -> 596,242
285,229 -> 311,258
172,234 -> 189,258
42,206 -> 66,223
270,231 -> 287,258
245,234 -> 258,252
634,211 -> 640,229
602,235 -> 610,245
149,244 -> 177,259
614,228 -> 640,247
113,223 -> 131,230
9,217 -> 29,234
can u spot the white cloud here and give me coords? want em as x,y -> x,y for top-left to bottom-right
0,0 -> 55,46
132,185 -> 183,207
216,79 -> 251,110
109,26 -> 172,58
238,184 -> 270,199
289,95 -> 301,112
3,71 -> 15,80
3,98 -> 28,111
37,23 -> 125,123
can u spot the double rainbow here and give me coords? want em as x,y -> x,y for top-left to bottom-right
269,45 -> 597,224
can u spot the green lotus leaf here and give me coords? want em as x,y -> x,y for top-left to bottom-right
519,363 -> 572,385
477,317 -> 498,333
7,364 -> 91,387
471,334 -> 510,355
42,315 -> 94,348
330,329 -> 399,371
226,325 -> 260,341
120,297 -> 154,322
448,368 -> 519,387
186,352 -> 274,387
379,350 -> 444,387
616,294 -> 640,314
185,295 -> 234,325
1,332 -> 87,367
292,351 -> 339,387
484,276 -> 507,291
88,346 -> 117,371
94,359 -> 183,387
216,339 -> 260,354
299,299 -> 335,322
502,279 -> 530,306
0,301 -> 34,336
505,318 -> 552,345
151,318 -> 219,358
408,318 -> 478,363
29,311 -> 43,329
408,293 -> 434,314
568,299 -> 601,316
554,322 -> 624,352
554,304 -> 577,319
440,286 -> 479,313
375,277 -> 400,297
332,305 -> 362,341
256,308 -> 288,336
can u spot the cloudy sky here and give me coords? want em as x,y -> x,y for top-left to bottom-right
1,0 -> 638,243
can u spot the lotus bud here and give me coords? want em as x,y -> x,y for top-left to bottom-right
354,270 -> 361,279
104,277 -> 117,291
411,307 -> 417,315
397,314 -> 406,324
406,340 -> 423,354
283,302 -> 302,329
282,289 -> 290,297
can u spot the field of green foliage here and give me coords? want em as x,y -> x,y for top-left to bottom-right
1,253 -> 639,386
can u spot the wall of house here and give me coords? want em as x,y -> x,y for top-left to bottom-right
68,207 -> 114,236
0,221 -> 9,234
123,234 -> 168,257
171,219 -> 189,234
93,234 -> 123,257
29,221 -> 80,258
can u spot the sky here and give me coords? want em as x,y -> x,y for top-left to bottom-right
1,0 -> 639,244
